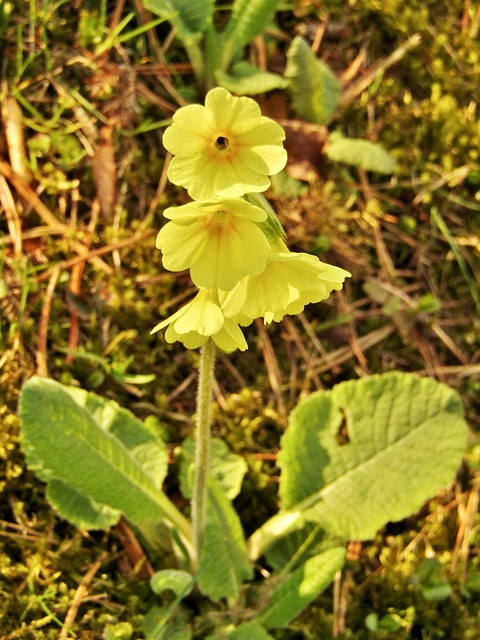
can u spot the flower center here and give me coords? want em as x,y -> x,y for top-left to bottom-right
215,136 -> 229,150
211,210 -> 228,228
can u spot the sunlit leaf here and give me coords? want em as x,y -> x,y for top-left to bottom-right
19,377 -> 189,538
279,372 -> 467,541
325,131 -> 397,174
257,548 -> 345,628
216,62 -> 288,95
285,36 -> 340,124
46,479 -> 121,530
198,482 -> 253,600
219,0 -> 281,71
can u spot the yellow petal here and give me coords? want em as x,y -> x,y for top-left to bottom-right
221,252 -> 351,321
163,87 -> 287,199
157,199 -> 271,290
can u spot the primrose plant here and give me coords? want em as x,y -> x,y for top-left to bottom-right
151,86 -> 351,564
20,89 -> 468,638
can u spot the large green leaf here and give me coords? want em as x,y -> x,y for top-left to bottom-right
19,377 -> 192,544
285,36 -> 340,124
142,0 -> 214,37
257,547 -> 345,628
216,62 -> 288,95
197,481 -> 253,601
46,479 -> 121,530
219,0 -> 281,71
65,384 -> 169,492
279,373 -> 467,541
325,131 -> 397,174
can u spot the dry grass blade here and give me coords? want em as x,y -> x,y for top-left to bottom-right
451,481 -> 480,582
308,324 -> 396,375
0,174 -> 22,258
340,33 -> 422,108
59,551 -> 109,640
256,320 -> 287,425
36,229 -> 156,283
92,126 -> 117,221
36,266 -> 60,377
66,200 -> 100,363
2,95 -> 33,184
0,160 -> 113,274
282,315 -> 323,392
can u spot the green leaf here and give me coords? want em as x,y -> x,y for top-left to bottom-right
104,622 -> 134,640
150,570 -> 194,597
178,436 -> 247,500
325,131 -> 397,174
279,373 -> 467,541
228,621 -> 274,639
142,0 -> 213,37
64,384 -> 169,492
257,547 -> 345,628
216,62 -> 288,95
197,482 -> 253,601
46,479 -> 121,530
264,522 -> 326,573
219,0 -> 281,71
143,603 -> 192,640
19,377 -> 192,544
285,36 -> 340,124
413,557 -> 452,601
421,583 -> 452,601
365,613 -> 404,632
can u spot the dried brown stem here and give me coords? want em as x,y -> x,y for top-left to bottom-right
36,267 -> 61,377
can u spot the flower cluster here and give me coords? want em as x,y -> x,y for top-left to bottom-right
152,87 -> 351,352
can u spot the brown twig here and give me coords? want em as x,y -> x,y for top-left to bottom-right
256,320 -> 288,425
36,229 -> 156,283
59,551 -> 109,640
115,517 -> 155,579
109,0 -> 127,33
309,323 -> 395,375
282,315 -> 323,391
66,200 -> 100,363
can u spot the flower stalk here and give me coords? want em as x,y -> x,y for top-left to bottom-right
192,338 -> 216,566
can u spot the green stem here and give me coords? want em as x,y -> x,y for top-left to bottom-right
184,37 -> 206,93
155,491 -> 195,562
192,338 -> 216,567
246,509 -> 303,563
203,21 -> 219,91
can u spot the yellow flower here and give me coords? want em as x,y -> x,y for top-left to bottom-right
163,87 -> 287,200
151,289 -> 247,353
156,198 -> 271,291
220,251 -> 351,323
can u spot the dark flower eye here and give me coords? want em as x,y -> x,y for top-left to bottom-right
215,136 -> 229,149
